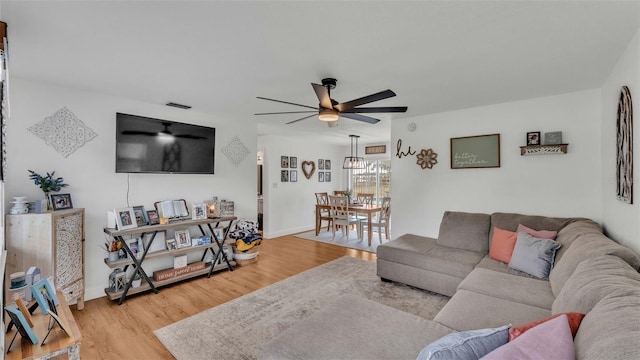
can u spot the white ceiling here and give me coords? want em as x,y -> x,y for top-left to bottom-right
2,1 -> 639,145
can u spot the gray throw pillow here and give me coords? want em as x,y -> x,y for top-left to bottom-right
509,232 -> 561,279
416,325 -> 509,360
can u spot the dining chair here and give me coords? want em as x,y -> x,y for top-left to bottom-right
328,195 -> 361,240
333,190 -> 347,196
359,197 -> 391,244
315,192 -> 332,232
354,193 -> 374,221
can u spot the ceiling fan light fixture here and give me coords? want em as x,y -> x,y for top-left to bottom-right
318,108 -> 339,122
343,134 -> 365,169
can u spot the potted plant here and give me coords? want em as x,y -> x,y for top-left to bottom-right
27,170 -> 68,211
131,273 -> 142,288
104,240 -> 120,261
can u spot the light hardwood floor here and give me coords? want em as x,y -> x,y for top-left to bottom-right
70,234 -> 376,359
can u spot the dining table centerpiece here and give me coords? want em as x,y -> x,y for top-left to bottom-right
27,169 -> 69,211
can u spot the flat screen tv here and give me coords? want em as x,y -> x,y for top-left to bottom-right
115,113 -> 215,174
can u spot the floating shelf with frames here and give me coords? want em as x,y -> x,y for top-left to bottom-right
519,144 -> 569,155
103,216 -> 237,304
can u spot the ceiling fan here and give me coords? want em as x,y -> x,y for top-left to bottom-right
122,122 -> 206,140
255,78 -> 408,126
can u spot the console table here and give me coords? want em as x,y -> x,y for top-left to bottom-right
103,216 -> 237,304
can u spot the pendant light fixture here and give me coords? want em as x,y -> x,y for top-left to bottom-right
343,134 -> 365,169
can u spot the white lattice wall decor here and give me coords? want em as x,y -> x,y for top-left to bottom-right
28,107 -> 97,158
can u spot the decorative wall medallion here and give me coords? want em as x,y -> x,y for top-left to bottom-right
221,135 -> 249,167
617,86 -> 633,204
416,148 -> 438,169
301,161 -> 315,179
28,107 -> 97,158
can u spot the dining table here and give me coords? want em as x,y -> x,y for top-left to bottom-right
315,203 -> 382,246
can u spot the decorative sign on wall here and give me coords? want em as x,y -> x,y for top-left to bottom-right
301,161 -> 315,179
365,145 -> 386,155
28,107 -> 97,158
396,139 -> 416,159
222,135 -> 250,167
617,86 -> 633,204
450,133 -> 501,169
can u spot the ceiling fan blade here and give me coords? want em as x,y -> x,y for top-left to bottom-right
122,131 -> 156,136
256,96 -> 317,110
341,113 -> 380,124
341,106 -> 408,113
175,134 -> 206,140
286,114 -> 317,125
334,89 -> 396,111
311,83 -> 333,109
255,111 -> 317,115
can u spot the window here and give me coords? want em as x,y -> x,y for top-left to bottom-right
350,159 -> 390,203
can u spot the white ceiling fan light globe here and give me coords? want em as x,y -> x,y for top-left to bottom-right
318,108 -> 339,122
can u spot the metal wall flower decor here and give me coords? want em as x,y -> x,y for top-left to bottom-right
416,148 -> 438,169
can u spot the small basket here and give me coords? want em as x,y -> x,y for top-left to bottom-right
235,256 -> 258,267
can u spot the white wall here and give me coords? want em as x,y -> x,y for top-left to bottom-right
391,89 -> 602,239
6,78 -> 257,301
601,27 -> 640,254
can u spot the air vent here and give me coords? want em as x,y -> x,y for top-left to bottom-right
166,102 -> 192,110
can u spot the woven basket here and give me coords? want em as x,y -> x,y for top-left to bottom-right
235,256 -> 258,267
232,244 -> 260,255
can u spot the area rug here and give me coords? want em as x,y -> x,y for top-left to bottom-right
294,229 -> 383,253
154,256 -> 449,360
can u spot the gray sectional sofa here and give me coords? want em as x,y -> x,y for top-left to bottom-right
259,211 -> 640,359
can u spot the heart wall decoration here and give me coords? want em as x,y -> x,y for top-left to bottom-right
302,161 -> 316,179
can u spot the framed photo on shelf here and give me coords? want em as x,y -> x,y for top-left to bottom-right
166,238 -> 177,251
281,156 -> 289,168
114,207 -> 138,230
318,159 -> 325,170
132,205 -> 148,226
31,278 -> 59,315
212,227 -> 224,241
15,298 -> 34,327
526,131 -> 541,146
192,203 -> 207,220
4,306 -> 38,344
174,230 -> 192,249
290,170 -> 297,182
146,210 -> 160,225
50,193 -> 73,211
126,238 -> 142,259
48,310 -> 71,337
325,160 -> 331,170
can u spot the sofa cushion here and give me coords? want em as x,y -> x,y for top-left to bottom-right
434,289 -> 550,331
437,211 -> 491,254
483,315 -> 575,360
458,268 -> 554,310
574,291 -> 640,359
489,212 -> 571,241
552,255 -> 640,314
378,234 -> 484,279
474,256 -> 538,279
552,219 -> 601,264
488,227 -> 517,263
416,325 -> 509,360
257,294 -> 454,360
508,232 -> 561,279
508,312 -> 584,341
549,222 -> 640,296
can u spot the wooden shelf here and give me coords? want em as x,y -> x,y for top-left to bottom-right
103,262 -> 235,300
520,143 -> 569,155
103,242 -> 231,268
104,216 -> 236,237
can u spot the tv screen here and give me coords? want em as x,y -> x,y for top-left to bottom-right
115,113 -> 215,174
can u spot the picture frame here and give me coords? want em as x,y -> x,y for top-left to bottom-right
319,171 -> 324,182
318,159 -> 325,170
211,227 -> 225,241
192,203 -> 207,220
146,209 -> 160,225
365,145 -> 386,155
166,238 -> 177,251
544,131 -> 563,145
526,131 -> 541,146
174,230 -> 192,249
325,172 -> 331,182
31,278 -> 59,315
450,133 -> 501,169
204,199 -> 220,218
114,207 -> 138,230
290,156 -> 297,168
281,156 -> 289,168
4,306 -> 38,345
50,193 -> 72,211
281,170 -> 289,182
132,205 -> 148,226
47,310 -> 71,337
126,238 -> 142,259
16,298 -> 34,327
325,160 -> 331,170
290,170 -> 297,182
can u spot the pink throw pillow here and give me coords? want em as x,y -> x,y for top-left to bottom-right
482,315 -> 575,359
489,227 -> 518,264
509,312 -> 584,341
517,224 -> 557,240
